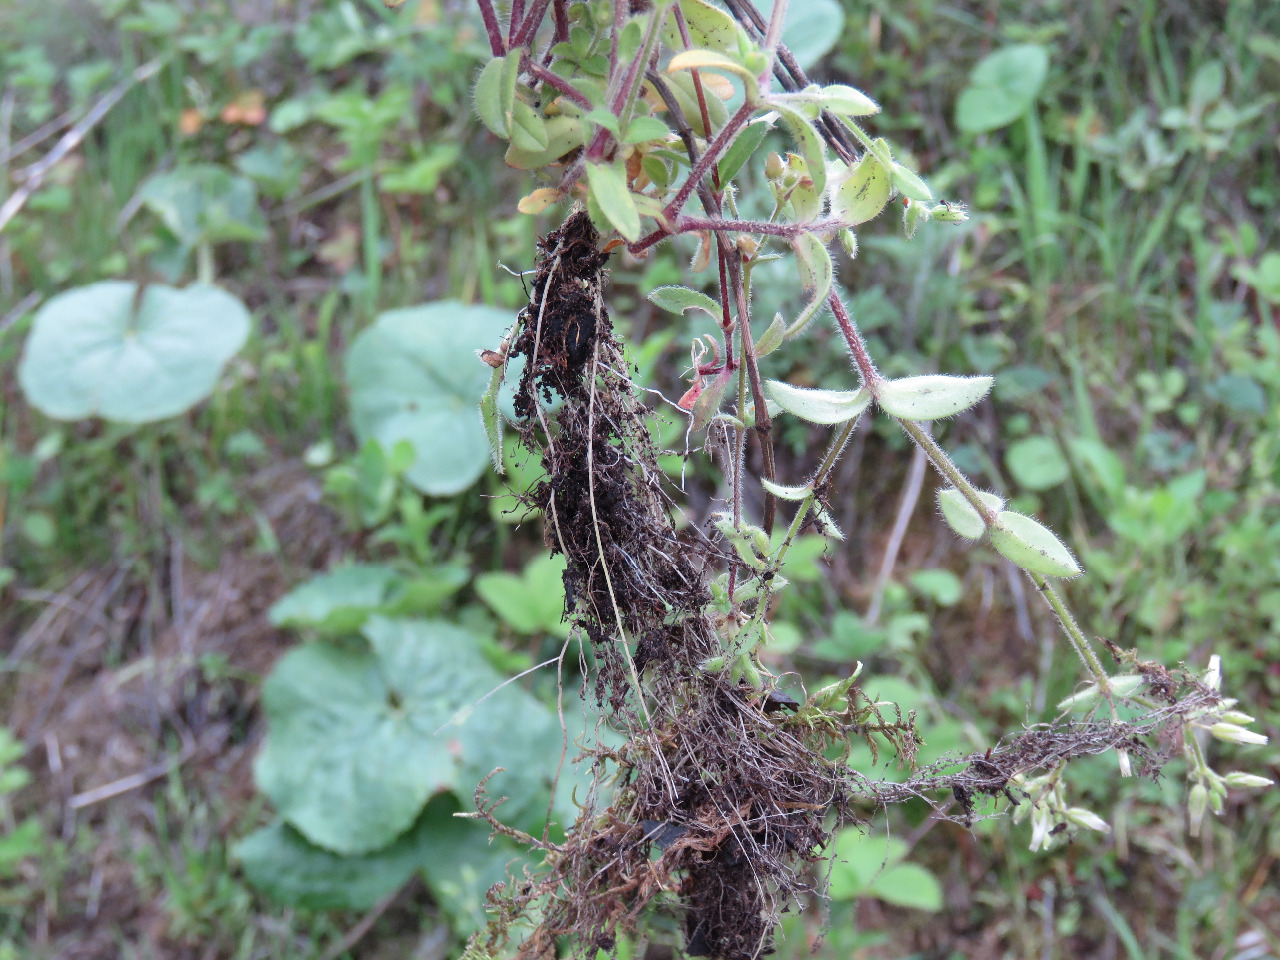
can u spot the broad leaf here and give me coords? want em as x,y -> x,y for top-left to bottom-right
139,165 -> 267,247
236,796 -> 524,923
475,555 -> 570,636
255,616 -> 563,855
19,282 -> 250,423
955,44 -> 1050,133
1006,435 -> 1069,490
754,0 -> 845,70
659,0 -> 746,54
346,301 -> 515,496
268,565 -> 468,634
648,285 -> 721,318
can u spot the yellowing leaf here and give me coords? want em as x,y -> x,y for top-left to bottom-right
833,153 -> 890,225
517,188 -> 563,215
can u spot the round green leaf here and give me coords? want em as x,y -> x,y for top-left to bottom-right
867,862 -> 944,911
139,164 -> 267,247
1005,434 -> 1070,490
909,568 -> 963,606
955,44 -> 1050,133
18,281 -> 251,423
755,0 -> 845,70
254,616 -> 561,855
346,301 -> 515,496
269,565 -> 402,634
236,796 -> 524,920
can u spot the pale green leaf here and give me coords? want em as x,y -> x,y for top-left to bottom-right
937,487 -> 1004,540
760,478 -> 812,500
509,100 -> 549,152
890,162 -> 932,201
346,301 -> 515,496
787,233 -> 832,335
876,374 -> 993,420
989,511 -> 1082,578
832,153 -> 890,225
648,285 -> 721,318
764,380 -> 869,424
472,56 -> 509,137
18,282 -> 250,423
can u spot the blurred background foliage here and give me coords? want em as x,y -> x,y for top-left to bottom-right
0,0 -> 1278,958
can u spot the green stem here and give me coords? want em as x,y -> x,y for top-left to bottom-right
195,242 -> 214,285
360,168 -> 381,317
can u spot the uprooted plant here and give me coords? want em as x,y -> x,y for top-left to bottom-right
465,2 -> 1273,958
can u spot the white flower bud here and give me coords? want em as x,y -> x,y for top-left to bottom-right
1188,783 -> 1209,837
1223,772 -> 1274,789
1029,807 -> 1052,852
1203,655 -> 1221,692
1117,750 -> 1133,778
1209,723 -> 1269,746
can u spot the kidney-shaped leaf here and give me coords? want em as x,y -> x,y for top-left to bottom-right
955,44 -> 1050,133
19,281 -> 250,423
236,795 -> 523,919
346,301 -> 516,496
254,616 -> 561,856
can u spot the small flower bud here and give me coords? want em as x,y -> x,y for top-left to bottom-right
929,201 -> 969,224
736,235 -> 759,260
764,152 -> 785,180
1029,807 -> 1052,851
1117,750 -> 1133,778
838,228 -> 858,259
1203,654 -> 1221,692
1188,783 -> 1209,837
1219,710 -> 1256,725
1209,723 -> 1269,746
1223,772 -> 1274,789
